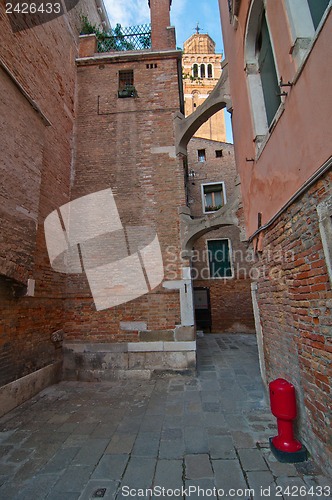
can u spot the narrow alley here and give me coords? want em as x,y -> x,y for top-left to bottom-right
0,334 -> 330,499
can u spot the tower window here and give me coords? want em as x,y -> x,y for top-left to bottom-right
193,64 -> 198,77
207,64 -> 213,78
200,64 -> 206,78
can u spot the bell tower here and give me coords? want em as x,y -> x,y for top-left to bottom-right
149,0 -> 175,50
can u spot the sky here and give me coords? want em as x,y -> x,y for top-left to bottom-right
103,0 -> 233,143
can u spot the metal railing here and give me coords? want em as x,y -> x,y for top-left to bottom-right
97,23 -> 151,53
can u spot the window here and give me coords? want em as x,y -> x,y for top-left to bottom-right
207,239 -> 233,278
202,182 -> 226,213
307,0 -> 329,29
283,0 -> 330,66
244,1 -> 281,146
200,64 -> 206,78
257,12 -> 281,127
193,64 -> 198,77
215,150 -> 223,158
207,64 -> 213,78
118,70 -> 136,98
198,149 -> 206,162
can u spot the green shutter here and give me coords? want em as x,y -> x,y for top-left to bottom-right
258,14 -> 281,126
307,0 -> 329,29
208,240 -> 232,278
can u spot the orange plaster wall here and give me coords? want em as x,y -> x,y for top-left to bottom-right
219,0 -> 332,238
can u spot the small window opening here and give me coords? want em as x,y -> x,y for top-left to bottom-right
200,64 -> 205,78
198,149 -> 206,162
193,64 -> 198,77
215,150 -> 223,158
207,64 -> 213,78
118,70 -> 136,98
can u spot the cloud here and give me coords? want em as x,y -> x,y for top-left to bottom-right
104,0 -> 150,28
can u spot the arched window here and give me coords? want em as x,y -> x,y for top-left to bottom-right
256,12 -> 281,126
207,64 -> 213,78
283,0 -> 330,66
192,64 -> 198,78
200,64 -> 206,78
307,0 -> 329,29
244,0 -> 281,146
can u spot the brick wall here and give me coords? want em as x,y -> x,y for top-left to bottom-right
66,50 -> 186,342
253,170 -> 332,475
187,138 -> 255,333
0,2 -> 103,386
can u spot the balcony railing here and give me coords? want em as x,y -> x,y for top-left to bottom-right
97,23 -> 151,53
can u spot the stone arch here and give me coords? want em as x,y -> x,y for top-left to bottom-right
174,63 -> 243,253
179,182 -> 246,254
174,63 -> 232,157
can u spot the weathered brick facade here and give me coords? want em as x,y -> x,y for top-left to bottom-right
252,170 -> 332,471
219,0 -> 332,475
187,138 -> 255,333
66,50 -> 186,342
0,2 -> 106,394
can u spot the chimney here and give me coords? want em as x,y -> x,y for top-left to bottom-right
149,0 -> 175,51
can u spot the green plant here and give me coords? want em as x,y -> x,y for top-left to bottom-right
80,15 -> 134,51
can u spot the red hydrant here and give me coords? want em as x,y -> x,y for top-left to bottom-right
269,378 -> 308,463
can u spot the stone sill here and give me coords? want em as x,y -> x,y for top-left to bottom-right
63,341 -> 196,353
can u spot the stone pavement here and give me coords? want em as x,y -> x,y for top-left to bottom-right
0,334 -> 331,500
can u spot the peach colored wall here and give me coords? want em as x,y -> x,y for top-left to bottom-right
219,0 -> 332,238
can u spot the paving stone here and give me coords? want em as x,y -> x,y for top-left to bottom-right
208,435 -> 236,459
161,428 -> 183,440
46,490 -> 80,500
53,465 -> 93,493
121,457 -> 156,488
246,470 -> 277,499
230,430 -> 256,449
238,448 -> 269,471
261,449 -> 298,477
165,405 -> 183,416
105,434 -> 136,455
42,447 -> 79,472
72,439 -> 109,466
131,432 -> 160,457
78,479 -> 119,500
184,426 -> 209,454
202,412 -> 227,428
92,455 -> 129,480
276,476 -> 315,500
154,459 -> 183,489
212,459 -> 247,495
12,473 -> 59,500
139,416 -> 163,433
185,454 -> 213,479
90,423 -> 118,439
162,415 -> 183,429
158,439 -> 185,459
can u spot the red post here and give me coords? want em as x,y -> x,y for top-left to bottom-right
269,379 -> 303,453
